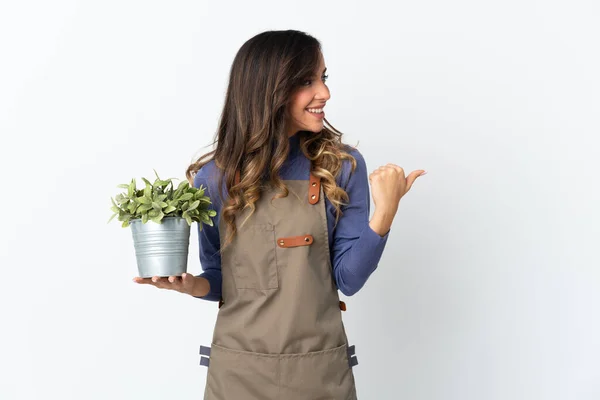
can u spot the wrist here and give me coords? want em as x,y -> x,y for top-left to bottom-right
190,276 -> 210,297
369,207 -> 395,236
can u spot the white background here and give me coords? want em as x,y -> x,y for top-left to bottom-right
1,1 -> 598,399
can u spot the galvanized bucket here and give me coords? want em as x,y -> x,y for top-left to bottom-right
130,216 -> 191,278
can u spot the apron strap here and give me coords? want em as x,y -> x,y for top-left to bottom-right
308,172 -> 320,204
277,234 -> 314,248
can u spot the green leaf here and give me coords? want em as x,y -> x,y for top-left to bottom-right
107,213 -> 117,224
150,210 -> 164,224
117,184 -> 129,189
164,205 -> 176,214
208,210 -> 217,217
152,202 -> 161,212
138,204 -> 153,213
144,182 -> 152,198
142,213 -> 149,224
188,200 -> 200,211
127,202 -> 137,213
138,196 -> 151,205
184,214 -> 193,226
177,181 -> 189,191
128,179 -> 135,197
195,188 -> 205,198
179,193 -> 193,201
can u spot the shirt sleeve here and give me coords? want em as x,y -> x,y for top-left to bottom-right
192,163 -> 223,302
331,149 -> 390,296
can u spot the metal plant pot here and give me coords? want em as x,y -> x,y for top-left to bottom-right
130,216 -> 191,278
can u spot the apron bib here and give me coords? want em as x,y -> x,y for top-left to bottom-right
199,171 -> 359,400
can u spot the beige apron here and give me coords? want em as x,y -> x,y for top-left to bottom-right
199,170 -> 359,400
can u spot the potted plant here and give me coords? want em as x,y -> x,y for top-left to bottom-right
108,169 -> 216,278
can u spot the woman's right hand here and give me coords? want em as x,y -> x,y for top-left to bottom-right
133,273 -> 209,297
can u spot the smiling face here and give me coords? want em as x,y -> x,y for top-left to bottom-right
286,53 -> 330,137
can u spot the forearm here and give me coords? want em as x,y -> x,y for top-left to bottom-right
333,224 -> 389,296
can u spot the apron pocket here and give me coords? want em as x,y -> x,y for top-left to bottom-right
279,343 -> 357,400
205,343 -> 356,400
204,343 -> 279,400
231,223 -> 279,290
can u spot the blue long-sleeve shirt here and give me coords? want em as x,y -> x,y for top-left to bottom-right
193,132 -> 389,301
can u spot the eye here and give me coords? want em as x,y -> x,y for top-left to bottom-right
302,74 -> 329,86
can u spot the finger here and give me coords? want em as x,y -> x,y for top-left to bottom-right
182,273 -> 195,287
386,163 -> 403,172
168,275 -> 184,291
133,277 -> 154,284
182,273 -> 197,293
405,170 -> 426,192
390,165 -> 405,178
152,276 -> 170,289
372,166 -> 388,175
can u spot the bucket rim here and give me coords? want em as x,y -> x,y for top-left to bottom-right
129,216 -> 186,225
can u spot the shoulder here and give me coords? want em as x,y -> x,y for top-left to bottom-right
192,160 -> 225,208
192,160 -> 220,188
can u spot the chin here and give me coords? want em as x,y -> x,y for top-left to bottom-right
305,123 -> 324,133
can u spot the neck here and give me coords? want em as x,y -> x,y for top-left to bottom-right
287,124 -> 303,137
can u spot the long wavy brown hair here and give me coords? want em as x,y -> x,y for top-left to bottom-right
186,30 -> 357,251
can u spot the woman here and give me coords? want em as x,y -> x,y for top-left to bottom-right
135,29 -> 425,399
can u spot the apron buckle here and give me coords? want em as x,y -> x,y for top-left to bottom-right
199,345 -> 211,367
347,344 -> 358,368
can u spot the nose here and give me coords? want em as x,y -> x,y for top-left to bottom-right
315,80 -> 331,102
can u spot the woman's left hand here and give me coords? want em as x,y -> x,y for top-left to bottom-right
133,273 -> 204,296
370,164 -> 426,212
368,164 -> 426,235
